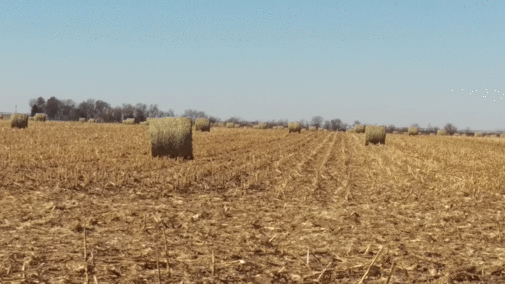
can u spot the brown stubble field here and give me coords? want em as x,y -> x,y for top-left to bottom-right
0,121 -> 504,283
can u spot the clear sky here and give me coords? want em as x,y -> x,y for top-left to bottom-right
1,0 -> 504,130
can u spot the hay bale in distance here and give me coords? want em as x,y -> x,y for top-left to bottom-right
195,118 -> 211,132
309,126 -> 317,131
354,125 -> 365,133
10,113 -> 29,129
437,129 -> 448,136
79,118 -> 87,123
226,123 -> 235,128
150,117 -> 193,160
234,124 -> 241,128
489,134 -> 498,138
392,131 -> 399,134
365,125 -> 386,146
288,122 -> 301,133
88,118 -> 96,123
278,126 -> 284,130
0,115 -> 3,120
34,113 -> 47,122
140,121 -> 149,126
474,132 -> 483,137
123,118 -> 135,125
500,133 -> 505,138
258,123 -> 267,129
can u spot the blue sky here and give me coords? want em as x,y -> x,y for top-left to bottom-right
1,0 -> 504,130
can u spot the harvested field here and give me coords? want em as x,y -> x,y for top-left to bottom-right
0,120 -> 505,283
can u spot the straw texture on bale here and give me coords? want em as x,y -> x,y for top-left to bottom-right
226,123 -> 235,128
140,121 -> 149,126
354,125 -> 366,133
437,129 -> 448,136
365,125 -> 386,146
150,117 -> 193,160
288,122 -> 302,133
194,118 -> 211,132
79,118 -> 87,123
28,117 -> 35,121
34,113 -> 47,122
10,113 -> 29,129
123,118 -> 135,125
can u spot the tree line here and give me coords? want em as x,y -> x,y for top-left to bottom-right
28,96 -> 461,134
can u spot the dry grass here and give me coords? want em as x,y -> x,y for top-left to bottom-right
10,113 -> 29,129
475,132 -> 484,137
1,122 -> 505,282
309,126 -> 317,131
226,122 -> 235,128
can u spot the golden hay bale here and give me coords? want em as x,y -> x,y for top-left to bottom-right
150,117 -> 193,160
429,133 -> 435,136
194,118 -> 211,132
34,113 -> 47,122
10,113 -> 29,129
226,122 -> 235,128
79,118 -> 87,123
309,126 -> 317,131
288,122 -> 302,133
272,126 -> 278,129
88,118 -> 96,123
258,123 -> 267,129
28,117 -> 35,121
474,132 -> 483,137
489,134 -> 498,138
253,125 -> 260,129
437,129 -> 447,136
365,125 -> 386,146
123,118 -> 135,125
453,133 -> 460,136
140,121 -> 149,126
234,124 -> 241,128
347,129 -> 356,133
354,125 -> 365,133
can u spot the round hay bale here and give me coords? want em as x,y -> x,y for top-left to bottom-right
88,118 -> 97,123
253,125 -> 260,129
10,113 -> 29,129
195,118 -> 211,132
365,125 -> 386,146
218,122 -> 225,127
309,126 -> 317,131
272,126 -> 278,130
437,129 -> 448,136
34,113 -> 47,122
28,117 -> 35,121
429,133 -> 436,136
453,133 -> 460,136
123,118 -> 135,125
288,122 -> 302,133
258,123 -> 267,129
150,117 -> 193,160
354,125 -> 365,133
474,132 -> 483,137
234,124 -> 241,128
226,122 -> 235,128
79,118 -> 87,123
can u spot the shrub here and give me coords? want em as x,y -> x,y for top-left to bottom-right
365,125 -> 386,145
288,122 -> 302,133
10,114 -> 29,129
150,117 -> 193,160
195,118 -> 211,132
34,113 -> 47,122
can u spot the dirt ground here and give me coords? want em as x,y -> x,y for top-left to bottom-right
1,121 -> 504,283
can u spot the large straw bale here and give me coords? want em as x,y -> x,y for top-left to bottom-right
354,125 -> 366,133
365,125 -> 386,146
88,118 -> 96,123
226,123 -> 234,128
258,123 -> 267,129
79,118 -> 87,123
123,118 -> 135,125
34,113 -> 47,122
474,132 -> 483,137
28,117 -> 35,121
234,124 -> 241,128
150,117 -> 193,160
10,114 -> 29,129
393,131 -> 399,134
195,118 -> 211,132
288,122 -> 302,133
437,129 -> 447,136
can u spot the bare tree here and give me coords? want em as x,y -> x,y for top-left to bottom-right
444,123 -> 458,136
311,116 -> 324,129
354,120 -> 361,126
45,96 -> 61,119
78,99 -> 96,119
133,103 -> 148,123
147,104 -> 161,118
182,109 -> 207,122
121,103 -> 135,120
387,125 -> 396,133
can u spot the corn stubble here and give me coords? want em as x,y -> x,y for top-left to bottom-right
1,121 -> 504,282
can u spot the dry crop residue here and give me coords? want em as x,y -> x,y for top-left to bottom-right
0,120 -> 504,283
